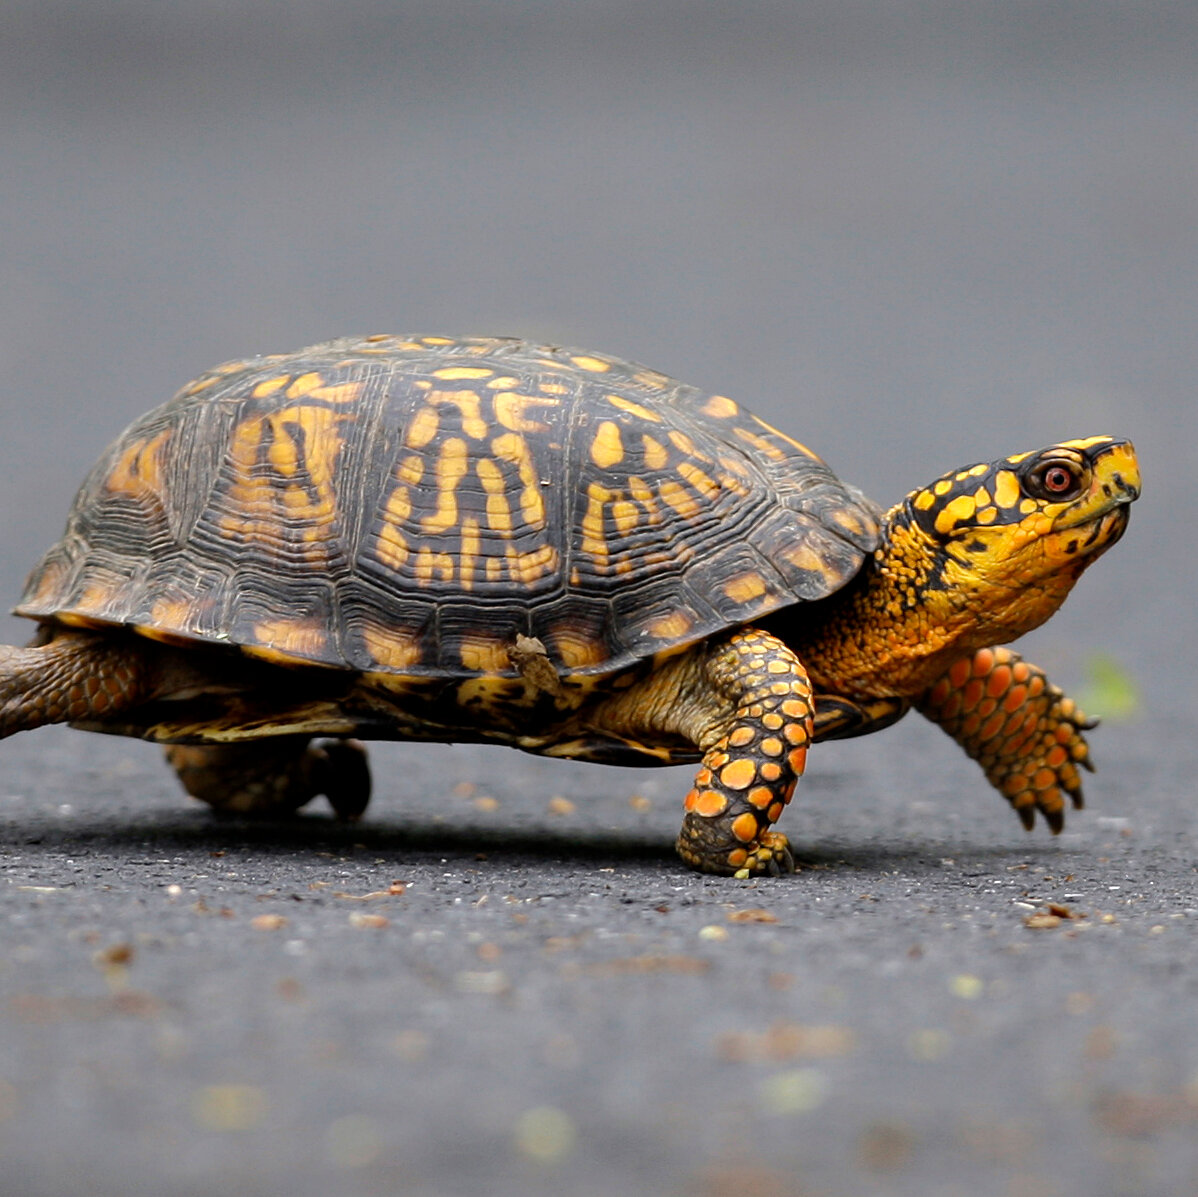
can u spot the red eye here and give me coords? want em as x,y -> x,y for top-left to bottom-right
1026,458 -> 1083,500
1043,466 -> 1074,493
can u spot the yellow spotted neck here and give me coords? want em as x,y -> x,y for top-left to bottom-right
789,501 -> 1082,700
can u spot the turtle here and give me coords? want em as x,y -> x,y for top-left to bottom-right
0,335 -> 1140,876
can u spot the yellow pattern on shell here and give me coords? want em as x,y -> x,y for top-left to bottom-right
722,572 -> 769,604
360,624 -> 424,669
493,392 -> 558,432
458,633 -> 511,672
432,366 -> 494,380
569,355 -> 611,372
104,428 -> 171,501
606,394 -> 661,422
702,395 -> 738,418
590,421 -> 625,469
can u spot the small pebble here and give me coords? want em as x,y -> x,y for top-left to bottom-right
758,1068 -> 827,1114
325,1114 -> 384,1169
950,974 -> 983,1000
514,1106 -> 576,1162
191,1085 -> 268,1132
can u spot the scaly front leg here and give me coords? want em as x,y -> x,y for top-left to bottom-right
671,629 -> 815,877
916,646 -> 1095,831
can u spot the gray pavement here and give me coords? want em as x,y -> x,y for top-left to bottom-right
1,4 -> 1196,1195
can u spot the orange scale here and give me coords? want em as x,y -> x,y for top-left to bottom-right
979,712 -> 1005,741
787,747 -> 808,774
1032,767 -> 1057,791
1045,745 -> 1068,768
1054,724 -> 1074,744
727,848 -> 748,868
1012,662 -> 1030,683
782,723 -> 807,746
760,762 -> 783,783
760,737 -> 783,757
728,726 -> 756,749
695,790 -> 729,818
976,697 -> 997,719
1002,685 -> 1028,713
972,648 -> 995,676
986,665 -> 1013,697
962,680 -> 985,710
767,801 -> 784,823
684,790 -> 699,812
769,681 -> 792,696
927,679 -> 951,706
731,812 -> 759,843
1005,732 -> 1033,758
948,658 -> 972,688
780,699 -> 807,719
762,713 -> 784,731
747,786 -> 774,810
719,759 -> 758,791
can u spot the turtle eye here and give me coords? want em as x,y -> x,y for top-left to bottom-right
1025,458 -> 1085,501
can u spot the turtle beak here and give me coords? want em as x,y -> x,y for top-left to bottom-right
1086,438 -> 1140,503
1076,439 -> 1139,548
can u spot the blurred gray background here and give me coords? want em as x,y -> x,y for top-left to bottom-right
1,4 -> 1196,1196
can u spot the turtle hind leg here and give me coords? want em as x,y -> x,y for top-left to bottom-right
165,738 -> 372,821
0,629 -> 149,739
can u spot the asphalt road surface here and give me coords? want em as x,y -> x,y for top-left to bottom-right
1,5 -> 1196,1195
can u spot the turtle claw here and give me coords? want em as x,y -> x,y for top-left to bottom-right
732,832 -> 796,879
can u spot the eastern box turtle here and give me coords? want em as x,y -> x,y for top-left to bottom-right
0,336 -> 1140,876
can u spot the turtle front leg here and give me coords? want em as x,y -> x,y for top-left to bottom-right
674,629 -> 815,877
916,646 -> 1095,832
589,627 -> 811,877
165,738 -> 372,820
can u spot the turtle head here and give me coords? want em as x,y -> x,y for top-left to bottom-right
887,436 -> 1140,643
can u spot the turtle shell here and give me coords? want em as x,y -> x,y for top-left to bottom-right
16,336 -> 880,679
